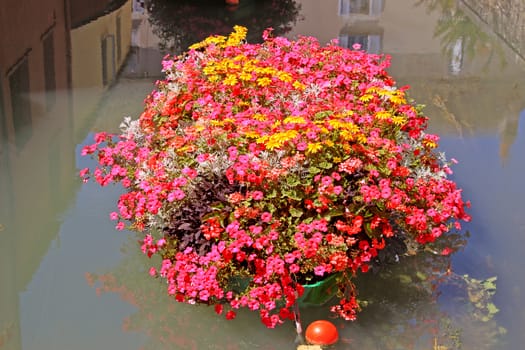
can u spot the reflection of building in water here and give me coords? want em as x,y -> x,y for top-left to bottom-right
289,0 -> 384,53
338,21 -> 383,54
338,0 -> 384,17
121,0 -> 165,79
0,0 -> 72,348
0,1 -> 132,348
291,0 -> 525,163
448,37 -> 464,75
70,0 -> 132,139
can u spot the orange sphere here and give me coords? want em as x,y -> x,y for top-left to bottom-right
305,320 -> 339,345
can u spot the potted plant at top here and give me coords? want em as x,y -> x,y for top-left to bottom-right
80,26 -> 471,329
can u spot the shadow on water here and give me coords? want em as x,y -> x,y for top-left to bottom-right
86,228 -> 504,349
146,0 -> 302,53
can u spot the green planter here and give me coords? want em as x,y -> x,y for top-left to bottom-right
229,273 -> 340,307
298,273 -> 340,307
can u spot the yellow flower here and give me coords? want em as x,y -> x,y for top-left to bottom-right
423,139 -> 438,148
258,130 -> 298,149
375,111 -> 391,120
277,71 -> 293,83
292,81 -> 306,90
328,119 -> 344,129
389,91 -> 406,105
392,115 -> 406,125
306,142 -> 323,154
239,71 -> 252,81
224,75 -> 238,86
357,133 -> 368,144
283,116 -> 306,125
226,61 -> 241,70
257,77 -> 272,87
242,131 -> 261,139
328,119 -> 359,131
203,65 -> 216,76
340,130 -> 356,141
225,25 -> 248,47
359,94 -> 373,102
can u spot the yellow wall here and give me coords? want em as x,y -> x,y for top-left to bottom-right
71,0 -> 132,88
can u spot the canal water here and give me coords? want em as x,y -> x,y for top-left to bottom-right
1,0 -> 525,349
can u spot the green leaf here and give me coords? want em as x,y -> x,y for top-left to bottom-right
487,303 -> 499,315
286,176 -> 300,186
327,208 -> 344,217
318,161 -> 332,169
290,207 -> 303,217
416,271 -> 427,281
266,189 -> 278,198
283,189 -> 301,200
309,166 -> 321,174
399,275 -> 412,284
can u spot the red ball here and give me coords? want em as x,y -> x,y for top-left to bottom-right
305,320 -> 339,346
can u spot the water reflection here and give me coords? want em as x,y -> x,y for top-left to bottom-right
0,0 -> 74,346
415,0 -> 507,75
0,0 -> 135,349
2,0 -> 525,348
87,230 -> 504,349
390,0 -> 525,165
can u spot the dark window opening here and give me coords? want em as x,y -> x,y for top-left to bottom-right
43,31 -> 56,110
9,57 -> 32,150
116,16 -> 122,62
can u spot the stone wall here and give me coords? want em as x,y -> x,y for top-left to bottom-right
461,0 -> 525,59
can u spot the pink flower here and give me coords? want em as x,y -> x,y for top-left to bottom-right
79,167 -> 89,177
168,189 -> 185,201
441,247 -> 454,256
261,212 -> 272,223
182,167 -> 197,179
297,142 -> 307,151
197,153 -> 210,163
338,158 -> 363,174
250,191 -> 264,200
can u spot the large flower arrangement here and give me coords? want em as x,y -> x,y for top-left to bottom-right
80,26 -> 471,328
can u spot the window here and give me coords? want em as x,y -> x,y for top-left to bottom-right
8,56 -> 32,150
339,0 -> 384,16
116,15 -> 122,62
43,31 -> 56,110
0,71 -> 6,142
101,35 -> 116,86
449,38 -> 464,75
338,34 -> 382,54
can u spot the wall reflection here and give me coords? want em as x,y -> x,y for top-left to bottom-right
1,0 -> 72,347
0,1 -> 133,348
